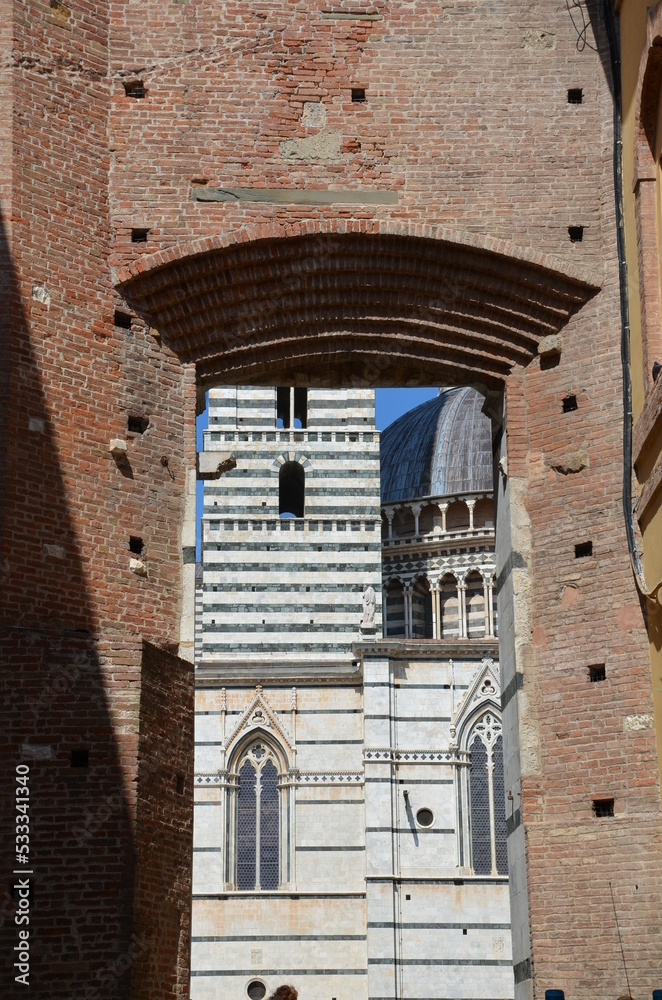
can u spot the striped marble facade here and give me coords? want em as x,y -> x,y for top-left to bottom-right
192,386 -> 514,1000
198,387 -> 381,668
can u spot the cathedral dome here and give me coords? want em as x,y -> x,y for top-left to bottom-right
380,387 -> 493,503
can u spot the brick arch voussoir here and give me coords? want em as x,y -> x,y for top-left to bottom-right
115,219 -> 600,388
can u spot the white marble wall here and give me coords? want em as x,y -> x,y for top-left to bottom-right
363,649 -> 514,1000
192,683 -> 368,999
192,655 -> 513,1000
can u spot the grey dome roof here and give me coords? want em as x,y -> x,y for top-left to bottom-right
380,388 -> 493,503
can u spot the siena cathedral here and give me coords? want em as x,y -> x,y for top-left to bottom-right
191,386 -> 510,1000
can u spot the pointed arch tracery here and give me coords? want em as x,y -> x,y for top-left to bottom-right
465,710 -> 508,877
226,729 -> 292,891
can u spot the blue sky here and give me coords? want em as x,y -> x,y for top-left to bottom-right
195,387 -> 438,558
375,387 -> 437,432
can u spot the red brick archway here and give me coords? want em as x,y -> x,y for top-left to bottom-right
114,220 -> 614,999
116,220 -> 599,390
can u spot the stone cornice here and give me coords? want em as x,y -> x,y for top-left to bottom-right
196,661 -> 363,685
354,639 -> 498,659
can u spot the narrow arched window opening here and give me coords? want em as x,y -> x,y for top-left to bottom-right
465,570 -> 486,638
237,759 -> 257,890
446,500 -> 470,531
279,462 -> 304,518
418,503 -> 442,535
260,760 -> 279,889
386,580 -> 405,637
392,507 -> 415,538
473,497 -> 494,529
411,577 -> 433,638
276,387 -> 290,428
293,388 -> 307,428
469,736 -> 490,874
439,574 -> 459,638
276,387 -> 307,428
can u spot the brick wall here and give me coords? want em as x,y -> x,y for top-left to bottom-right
0,630 -> 138,997
1,1 -> 194,996
132,642 -> 194,1000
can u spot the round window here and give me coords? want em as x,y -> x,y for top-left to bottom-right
416,807 -> 434,828
247,981 -> 267,1000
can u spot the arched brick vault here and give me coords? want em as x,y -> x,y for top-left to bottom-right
115,221 -> 600,389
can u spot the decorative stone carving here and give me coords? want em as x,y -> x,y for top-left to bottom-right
364,747 -> 467,763
296,771 -> 363,784
197,450 -> 237,479
194,772 -> 224,786
224,685 -> 294,753
451,658 -> 502,739
479,676 -> 497,699
471,711 -> 502,746
362,585 -> 376,626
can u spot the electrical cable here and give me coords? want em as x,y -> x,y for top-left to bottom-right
609,881 -> 633,999
567,0 -> 598,52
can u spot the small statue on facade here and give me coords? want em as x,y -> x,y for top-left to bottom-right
361,585 -> 376,627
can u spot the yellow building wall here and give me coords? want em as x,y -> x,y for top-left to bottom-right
619,0 -> 662,791
620,0 -> 647,420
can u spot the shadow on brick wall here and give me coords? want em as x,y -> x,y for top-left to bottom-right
0,210 -> 138,999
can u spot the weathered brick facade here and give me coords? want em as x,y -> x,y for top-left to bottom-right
1,1 -> 661,998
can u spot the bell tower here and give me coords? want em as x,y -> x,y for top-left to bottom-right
196,386 -> 382,674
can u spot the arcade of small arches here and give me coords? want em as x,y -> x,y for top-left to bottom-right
381,493 -> 495,542
383,569 -> 497,640
380,489 -> 496,640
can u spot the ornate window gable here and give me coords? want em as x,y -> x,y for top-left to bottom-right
224,684 -> 294,755
451,657 -> 500,748
223,688 -> 295,892
451,659 -> 507,878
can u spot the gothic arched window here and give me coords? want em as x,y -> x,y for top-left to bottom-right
468,712 -> 508,876
235,742 -> 281,890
